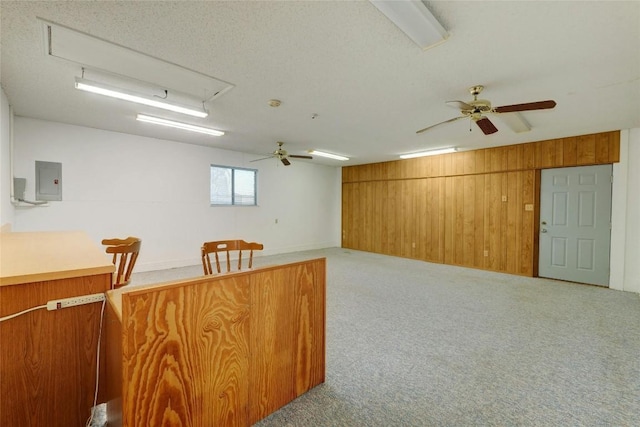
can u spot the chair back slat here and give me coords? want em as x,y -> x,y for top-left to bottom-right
201,240 -> 263,275
102,237 -> 141,289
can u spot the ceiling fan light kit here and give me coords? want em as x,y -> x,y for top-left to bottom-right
136,114 -> 224,136
75,77 -> 209,118
400,147 -> 457,159
416,85 -> 556,135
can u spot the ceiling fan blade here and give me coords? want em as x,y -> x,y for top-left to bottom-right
289,155 -> 313,159
250,155 -> 274,162
493,100 -> 556,113
416,115 -> 467,134
475,117 -> 498,135
446,100 -> 473,110
281,157 -> 291,166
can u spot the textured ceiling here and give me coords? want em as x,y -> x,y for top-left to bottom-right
1,1 -> 639,166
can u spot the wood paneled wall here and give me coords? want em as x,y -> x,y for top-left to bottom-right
342,131 -> 619,276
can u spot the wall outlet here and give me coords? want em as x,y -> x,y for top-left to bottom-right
46,293 -> 105,311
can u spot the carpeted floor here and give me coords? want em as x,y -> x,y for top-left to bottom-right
101,248 -> 640,426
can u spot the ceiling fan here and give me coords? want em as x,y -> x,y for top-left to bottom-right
416,85 -> 556,135
251,141 -> 313,166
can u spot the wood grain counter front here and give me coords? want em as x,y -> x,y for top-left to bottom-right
0,231 -> 114,427
105,258 -> 326,426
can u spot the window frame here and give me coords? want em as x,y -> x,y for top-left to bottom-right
210,164 -> 258,207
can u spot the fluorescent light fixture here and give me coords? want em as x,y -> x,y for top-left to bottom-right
309,150 -> 350,161
400,147 -> 457,159
136,114 -> 224,136
370,0 -> 448,50
75,77 -> 208,118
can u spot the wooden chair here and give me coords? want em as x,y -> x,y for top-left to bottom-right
201,240 -> 264,275
101,236 -> 141,289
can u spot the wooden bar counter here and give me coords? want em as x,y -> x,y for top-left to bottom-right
105,258 -> 326,426
0,231 -> 114,427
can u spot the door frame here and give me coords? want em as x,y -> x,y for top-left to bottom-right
536,164 -> 613,286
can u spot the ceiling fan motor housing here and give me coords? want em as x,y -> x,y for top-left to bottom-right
465,99 -> 492,115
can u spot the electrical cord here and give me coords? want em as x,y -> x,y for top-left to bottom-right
0,305 -> 46,322
85,298 -> 107,427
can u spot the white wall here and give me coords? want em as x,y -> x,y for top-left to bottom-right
0,89 -> 15,229
12,117 -> 341,271
7,113 -> 640,292
610,128 -> 640,293
624,129 -> 640,293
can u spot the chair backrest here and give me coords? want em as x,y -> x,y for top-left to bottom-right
201,240 -> 264,275
102,236 -> 141,289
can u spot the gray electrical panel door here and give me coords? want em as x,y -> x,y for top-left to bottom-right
36,161 -> 62,201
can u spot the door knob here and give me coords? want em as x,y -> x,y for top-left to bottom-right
541,229 -> 547,233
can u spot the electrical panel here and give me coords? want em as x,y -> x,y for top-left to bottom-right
36,161 -> 62,201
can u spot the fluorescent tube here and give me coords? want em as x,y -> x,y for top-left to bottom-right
309,150 -> 349,161
400,147 -> 457,159
75,77 -> 208,118
136,114 -> 224,136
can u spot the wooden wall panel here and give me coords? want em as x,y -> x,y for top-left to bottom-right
473,175 -> 486,268
424,177 -> 444,263
505,171 -> 522,274
341,184 -> 355,249
341,130 -> 619,277
414,179 -> 428,261
0,274 -> 110,427
122,276 -> 251,427
562,137 -> 577,166
539,138 -> 563,168
521,170 -> 536,276
522,143 -> 537,170
249,261 -> 325,423
442,177 -> 454,264
595,132 -> 611,164
113,259 -> 325,426
386,181 -> 400,256
475,149 -> 487,173
342,131 -> 619,184
400,180 -> 415,258
576,134 -> 596,165
249,269 -> 294,421
461,176 -> 476,267
609,131 -> 620,162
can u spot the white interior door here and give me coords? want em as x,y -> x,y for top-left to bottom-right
539,164 -> 612,286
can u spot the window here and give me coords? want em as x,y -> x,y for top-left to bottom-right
210,165 -> 257,206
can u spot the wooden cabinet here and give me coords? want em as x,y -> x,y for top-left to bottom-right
0,231 -> 113,427
105,258 -> 326,426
